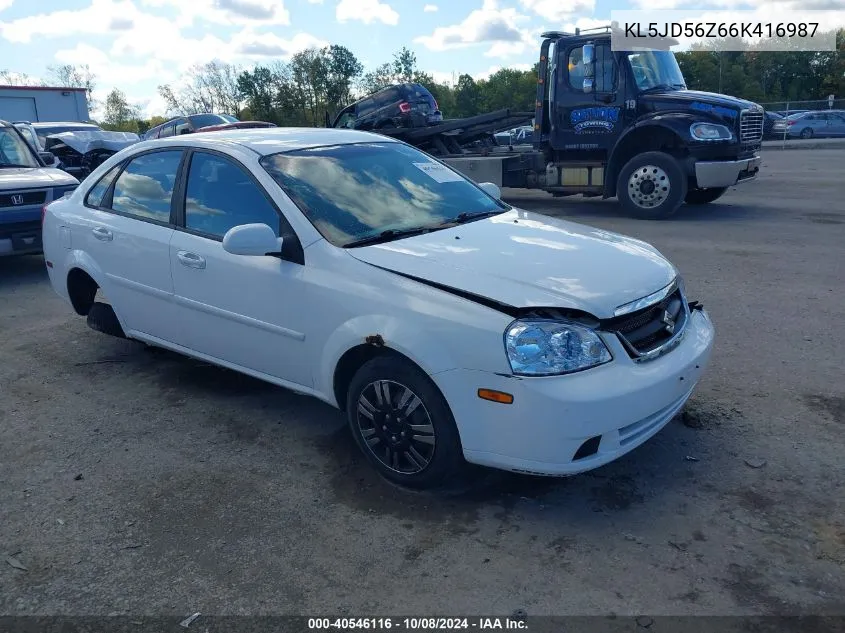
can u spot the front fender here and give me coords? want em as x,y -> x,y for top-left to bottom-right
316,313 -> 474,408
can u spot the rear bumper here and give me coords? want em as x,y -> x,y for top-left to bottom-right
0,220 -> 42,256
694,154 -> 761,188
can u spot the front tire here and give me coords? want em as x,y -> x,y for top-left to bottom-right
616,151 -> 687,220
345,355 -> 465,489
685,187 -> 728,205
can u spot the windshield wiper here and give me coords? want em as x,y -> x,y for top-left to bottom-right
441,210 -> 504,225
640,84 -> 677,94
343,226 -> 437,248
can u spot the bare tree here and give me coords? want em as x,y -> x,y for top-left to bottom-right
158,61 -> 244,116
44,64 -> 97,109
0,70 -> 35,86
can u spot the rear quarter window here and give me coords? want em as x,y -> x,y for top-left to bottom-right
84,164 -> 122,208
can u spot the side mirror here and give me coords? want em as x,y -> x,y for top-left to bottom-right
479,182 -> 501,199
222,223 -> 283,256
39,151 -> 55,164
582,42 -> 595,94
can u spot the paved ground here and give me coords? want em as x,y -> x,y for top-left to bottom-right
1,150 -> 844,618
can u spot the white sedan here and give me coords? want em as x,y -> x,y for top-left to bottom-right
42,127 -> 715,489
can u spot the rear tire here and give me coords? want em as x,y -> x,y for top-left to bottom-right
345,355 -> 465,489
616,151 -> 687,220
685,187 -> 728,205
800,127 -> 813,139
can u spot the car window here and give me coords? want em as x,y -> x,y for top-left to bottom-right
174,118 -> 191,135
109,151 -> 183,223
356,97 -> 377,117
184,152 -> 280,238
158,124 -> 176,138
84,164 -> 122,207
259,141 -> 508,247
568,44 -> 615,92
0,126 -> 39,168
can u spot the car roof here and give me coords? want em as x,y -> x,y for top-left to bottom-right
31,121 -> 100,128
141,127 -> 400,155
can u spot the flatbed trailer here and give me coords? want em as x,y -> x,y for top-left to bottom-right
376,25 -> 765,219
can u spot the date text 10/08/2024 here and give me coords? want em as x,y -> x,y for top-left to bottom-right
308,618 -> 528,630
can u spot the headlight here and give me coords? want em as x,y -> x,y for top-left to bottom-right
690,122 -> 733,141
504,319 -> 612,376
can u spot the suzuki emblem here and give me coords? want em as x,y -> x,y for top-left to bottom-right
11,194 -> 24,205
661,310 -> 676,334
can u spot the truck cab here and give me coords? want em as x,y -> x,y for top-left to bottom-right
533,26 -> 763,218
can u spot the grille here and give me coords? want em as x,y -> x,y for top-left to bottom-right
603,287 -> 688,359
0,190 -> 47,209
740,109 -> 764,148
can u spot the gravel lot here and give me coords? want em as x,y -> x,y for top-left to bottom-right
1,149 -> 843,618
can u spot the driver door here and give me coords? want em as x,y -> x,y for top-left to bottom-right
551,42 -> 625,155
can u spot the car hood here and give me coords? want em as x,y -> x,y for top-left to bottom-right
345,209 -> 678,318
0,167 -> 79,188
641,89 -> 761,125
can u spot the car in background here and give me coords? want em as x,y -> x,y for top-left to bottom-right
762,111 -> 783,139
143,114 -> 275,140
42,127 -> 714,489
0,119 -> 78,257
771,110 -> 845,139
329,83 -> 443,131
31,121 -> 103,148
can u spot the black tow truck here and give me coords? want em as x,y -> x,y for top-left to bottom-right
366,25 -> 765,219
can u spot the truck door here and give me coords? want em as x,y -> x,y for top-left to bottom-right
551,41 -> 625,155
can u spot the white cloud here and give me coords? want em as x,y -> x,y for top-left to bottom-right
336,0 -> 399,25
307,0 -> 323,3
0,0 -> 13,13
231,30 -> 329,57
414,0 -> 530,51
519,0 -> 595,21
423,4 -> 438,11
0,0 -> 155,43
139,0 -> 290,26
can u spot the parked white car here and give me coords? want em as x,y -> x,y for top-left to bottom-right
43,128 -> 715,489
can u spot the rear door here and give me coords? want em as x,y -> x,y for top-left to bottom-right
80,149 -> 186,343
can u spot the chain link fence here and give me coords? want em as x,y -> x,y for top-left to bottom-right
759,98 -> 844,113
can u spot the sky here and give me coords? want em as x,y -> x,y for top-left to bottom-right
1,0 -> 843,118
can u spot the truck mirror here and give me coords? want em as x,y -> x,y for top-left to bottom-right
583,43 -> 595,68
583,78 -> 594,94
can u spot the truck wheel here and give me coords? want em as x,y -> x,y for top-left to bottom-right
685,187 -> 728,205
617,151 -> 687,220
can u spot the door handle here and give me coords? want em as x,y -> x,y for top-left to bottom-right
177,250 -> 206,269
92,227 -> 113,241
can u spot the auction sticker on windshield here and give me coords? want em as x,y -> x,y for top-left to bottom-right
413,162 -> 465,183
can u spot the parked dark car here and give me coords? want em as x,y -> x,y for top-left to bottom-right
329,83 -> 443,131
763,111 -> 783,139
143,114 -> 275,140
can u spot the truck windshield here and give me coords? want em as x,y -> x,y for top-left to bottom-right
627,51 -> 686,92
260,142 -> 509,247
0,126 -> 39,168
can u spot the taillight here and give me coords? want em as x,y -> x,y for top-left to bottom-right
399,101 -> 411,114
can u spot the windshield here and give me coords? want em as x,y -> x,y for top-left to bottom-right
189,114 -> 238,128
0,126 -> 40,168
787,112 -> 808,120
260,142 -> 509,247
627,50 -> 686,91
16,126 -> 39,148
